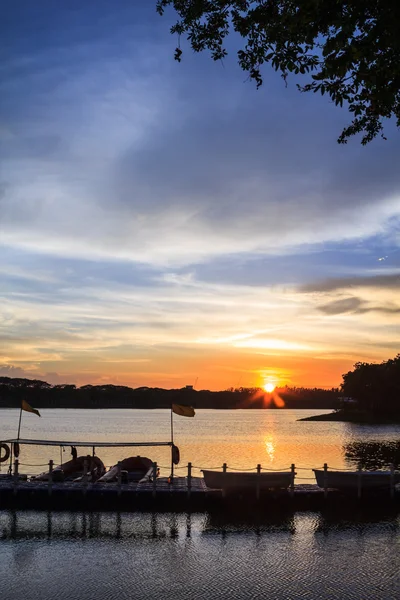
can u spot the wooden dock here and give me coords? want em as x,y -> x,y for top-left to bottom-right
0,476 -> 399,512
1,439 -> 399,513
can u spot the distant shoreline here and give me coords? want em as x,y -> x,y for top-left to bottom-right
0,406 -> 332,411
0,377 -> 341,411
299,410 -> 400,424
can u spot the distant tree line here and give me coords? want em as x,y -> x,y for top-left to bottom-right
341,354 -> 400,417
0,378 -> 340,410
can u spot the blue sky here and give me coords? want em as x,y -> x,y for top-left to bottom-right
1,1 -> 399,389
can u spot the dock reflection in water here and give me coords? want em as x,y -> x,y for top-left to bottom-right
0,510 -> 399,600
344,440 -> 400,470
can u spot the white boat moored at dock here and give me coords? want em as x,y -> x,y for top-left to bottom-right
202,469 -> 295,491
313,468 -> 400,491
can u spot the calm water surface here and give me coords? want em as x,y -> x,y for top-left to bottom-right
1,410 -> 400,599
0,510 -> 399,599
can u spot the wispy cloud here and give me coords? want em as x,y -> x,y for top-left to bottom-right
317,296 -> 400,315
301,273 -> 400,293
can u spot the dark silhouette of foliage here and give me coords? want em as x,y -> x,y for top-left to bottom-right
157,0 -> 400,144
341,354 -> 400,416
0,377 -> 339,409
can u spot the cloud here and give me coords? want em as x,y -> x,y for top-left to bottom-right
318,296 -> 400,315
318,297 -> 364,315
301,273 -> 400,293
0,364 -> 62,384
0,364 -> 30,378
1,4 -> 400,268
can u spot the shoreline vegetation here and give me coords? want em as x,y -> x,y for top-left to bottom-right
0,376 -> 339,410
299,410 -> 400,424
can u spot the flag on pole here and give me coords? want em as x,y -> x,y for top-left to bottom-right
172,404 -> 195,417
22,399 -> 41,417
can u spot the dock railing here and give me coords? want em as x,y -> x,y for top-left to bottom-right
4,454 -> 400,502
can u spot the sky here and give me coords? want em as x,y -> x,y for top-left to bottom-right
1,1 -> 399,391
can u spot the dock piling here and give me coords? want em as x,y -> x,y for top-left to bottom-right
117,462 -> 122,497
222,463 -> 227,498
187,462 -> 192,499
152,462 -> 157,498
323,463 -> 328,499
48,460 -> 53,497
83,459 -> 88,496
290,464 -> 295,498
256,464 -> 261,500
13,459 -> 19,496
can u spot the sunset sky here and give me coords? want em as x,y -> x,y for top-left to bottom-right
1,1 -> 399,391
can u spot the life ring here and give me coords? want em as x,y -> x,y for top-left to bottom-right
13,442 -> 20,458
0,443 -> 10,463
172,444 -> 180,465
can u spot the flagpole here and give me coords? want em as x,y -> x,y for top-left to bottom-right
17,403 -> 23,440
170,406 -> 174,481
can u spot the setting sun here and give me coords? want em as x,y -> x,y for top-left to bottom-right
264,382 -> 276,393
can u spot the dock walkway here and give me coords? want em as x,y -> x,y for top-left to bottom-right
1,476 -> 399,512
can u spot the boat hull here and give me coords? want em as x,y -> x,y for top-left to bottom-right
313,469 -> 400,490
97,456 -> 154,483
202,470 -> 293,491
33,455 -> 105,482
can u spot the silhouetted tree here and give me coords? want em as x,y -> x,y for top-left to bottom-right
341,355 -> 400,416
157,0 -> 400,144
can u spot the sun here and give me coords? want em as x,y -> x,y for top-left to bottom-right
264,382 -> 276,393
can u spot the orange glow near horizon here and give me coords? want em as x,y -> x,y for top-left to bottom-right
1,348 -> 369,391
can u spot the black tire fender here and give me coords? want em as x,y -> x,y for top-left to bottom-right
172,444 -> 180,465
0,443 -> 10,463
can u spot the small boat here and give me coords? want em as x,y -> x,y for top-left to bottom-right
33,455 -> 105,482
202,469 -> 294,492
97,456 -> 155,484
313,469 -> 400,491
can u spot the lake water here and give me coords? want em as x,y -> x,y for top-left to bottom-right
0,510 -> 399,599
1,409 -> 400,599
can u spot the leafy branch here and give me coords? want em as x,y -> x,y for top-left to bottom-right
157,0 -> 400,144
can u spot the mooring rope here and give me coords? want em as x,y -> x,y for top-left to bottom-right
19,463 -> 50,467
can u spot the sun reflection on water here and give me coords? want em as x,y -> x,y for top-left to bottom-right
264,435 -> 275,462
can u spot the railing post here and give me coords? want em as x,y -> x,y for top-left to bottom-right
48,459 -> 53,497
290,463 -> 295,498
323,463 -> 328,499
256,464 -> 261,500
152,462 -> 157,499
390,464 -> 394,500
13,459 -> 19,496
117,462 -> 122,497
357,468 -> 362,500
187,462 -> 192,500
83,459 -> 88,497
222,463 -> 227,499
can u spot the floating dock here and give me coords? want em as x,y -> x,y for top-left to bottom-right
1,437 -> 399,513
0,476 -> 399,512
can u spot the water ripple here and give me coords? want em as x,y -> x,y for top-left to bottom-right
0,511 -> 399,599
